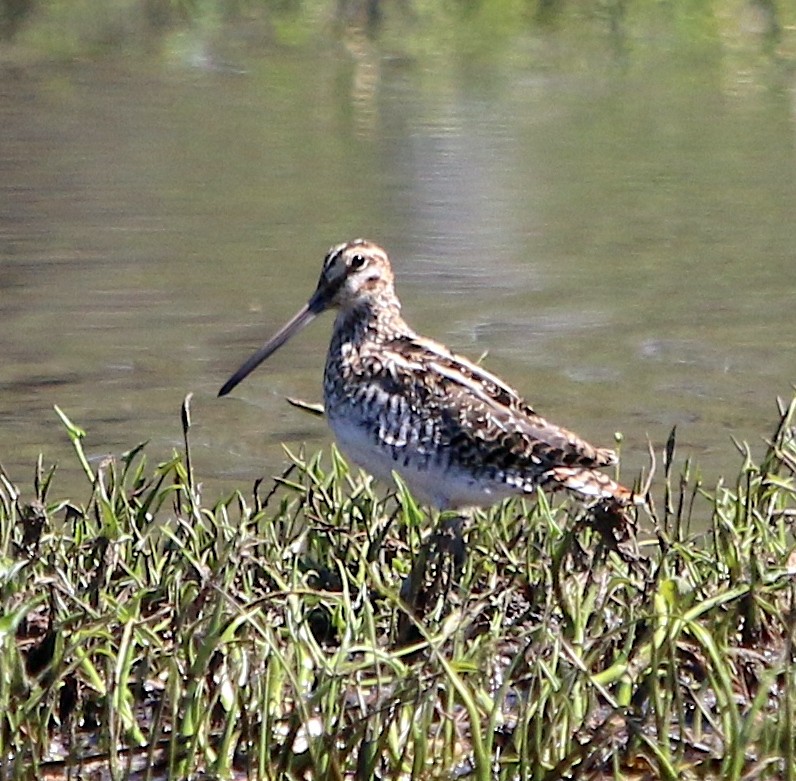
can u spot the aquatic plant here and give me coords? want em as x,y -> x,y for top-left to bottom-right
0,397 -> 794,779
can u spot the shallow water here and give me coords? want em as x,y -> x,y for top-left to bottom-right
1,6 -> 795,500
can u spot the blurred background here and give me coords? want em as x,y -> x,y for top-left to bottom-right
1,0 -> 794,500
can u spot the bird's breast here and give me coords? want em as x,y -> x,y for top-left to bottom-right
322,367 -> 521,509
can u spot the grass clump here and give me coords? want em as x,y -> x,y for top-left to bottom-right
1,397 -> 795,780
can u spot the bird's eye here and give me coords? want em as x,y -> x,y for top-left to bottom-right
350,254 -> 367,270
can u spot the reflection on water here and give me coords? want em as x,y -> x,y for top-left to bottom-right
1,4 -> 795,500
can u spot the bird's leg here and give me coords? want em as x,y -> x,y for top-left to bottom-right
397,510 -> 468,643
433,512 -> 467,574
573,498 -> 645,572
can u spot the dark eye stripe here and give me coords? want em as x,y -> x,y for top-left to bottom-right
323,243 -> 348,273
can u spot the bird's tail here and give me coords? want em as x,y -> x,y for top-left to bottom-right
543,466 -> 643,505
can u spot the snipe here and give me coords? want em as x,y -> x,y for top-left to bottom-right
219,239 -> 637,510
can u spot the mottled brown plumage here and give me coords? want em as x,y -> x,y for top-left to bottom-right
220,239 -> 636,509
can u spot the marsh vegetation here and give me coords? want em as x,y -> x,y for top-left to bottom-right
1,397 -> 795,779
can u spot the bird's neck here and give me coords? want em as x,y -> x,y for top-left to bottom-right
333,295 -> 412,348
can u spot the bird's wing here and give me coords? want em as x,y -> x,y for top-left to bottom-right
379,334 -> 617,470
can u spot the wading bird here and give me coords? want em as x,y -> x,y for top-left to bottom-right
219,240 -> 637,510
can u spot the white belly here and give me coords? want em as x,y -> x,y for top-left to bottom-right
327,411 -> 521,510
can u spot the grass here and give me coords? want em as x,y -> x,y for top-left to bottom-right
1,396 -> 795,780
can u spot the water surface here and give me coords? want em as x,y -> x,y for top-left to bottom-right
1,5 -> 795,499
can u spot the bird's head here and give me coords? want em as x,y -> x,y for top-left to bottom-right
313,239 -> 396,311
218,239 -> 396,397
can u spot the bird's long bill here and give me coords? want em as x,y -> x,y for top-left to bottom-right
218,292 -> 325,397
